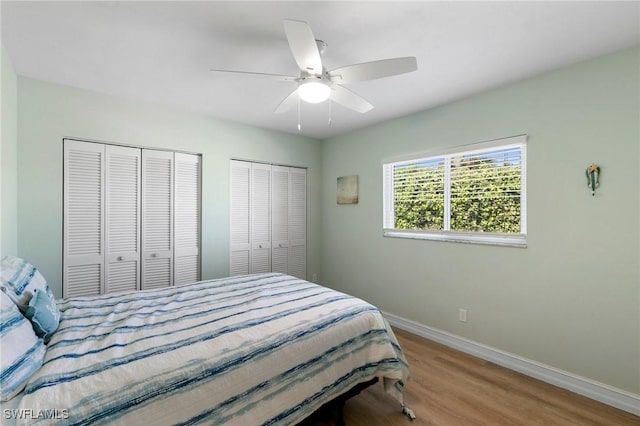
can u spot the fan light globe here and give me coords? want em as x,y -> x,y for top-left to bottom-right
298,80 -> 331,104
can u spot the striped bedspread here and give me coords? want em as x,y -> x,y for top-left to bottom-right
15,273 -> 409,425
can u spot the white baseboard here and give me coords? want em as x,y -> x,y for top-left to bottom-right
383,311 -> 640,416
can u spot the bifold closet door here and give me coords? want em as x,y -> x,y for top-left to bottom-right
288,167 -> 306,279
65,142 -> 201,296
63,140 -> 105,297
141,149 -> 174,290
271,166 -> 289,274
105,145 -> 141,294
174,153 -> 201,285
230,160 -> 306,279
251,163 -> 272,274
230,160 -> 251,275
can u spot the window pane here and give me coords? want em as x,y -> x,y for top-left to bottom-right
393,158 -> 445,230
450,148 -> 521,233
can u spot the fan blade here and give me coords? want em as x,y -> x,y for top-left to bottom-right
283,19 -> 323,75
328,57 -> 417,84
274,89 -> 299,113
331,85 -> 373,114
210,69 -> 297,82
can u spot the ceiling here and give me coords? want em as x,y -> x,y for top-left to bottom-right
2,1 -> 639,140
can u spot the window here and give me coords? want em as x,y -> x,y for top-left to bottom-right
383,135 -> 527,247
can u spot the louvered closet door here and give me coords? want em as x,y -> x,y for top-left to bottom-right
289,167 -> 307,279
230,160 -> 251,275
251,163 -> 271,274
104,145 -> 141,294
174,153 -> 201,285
271,166 -> 289,274
63,140 -> 105,297
142,150 -> 174,290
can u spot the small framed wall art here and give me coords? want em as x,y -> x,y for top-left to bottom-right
337,175 -> 359,204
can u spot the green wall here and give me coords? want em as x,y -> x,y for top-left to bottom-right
320,47 -> 640,394
1,47 -> 18,258
16,77 -> 322,298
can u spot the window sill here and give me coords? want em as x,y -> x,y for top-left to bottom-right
383,229 -> 527,248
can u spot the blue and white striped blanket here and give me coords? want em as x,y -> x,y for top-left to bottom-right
14,273 -> 409,425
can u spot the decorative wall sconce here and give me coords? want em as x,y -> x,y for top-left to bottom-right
586,163 -> 600,196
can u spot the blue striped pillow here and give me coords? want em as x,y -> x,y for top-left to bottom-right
1,256 -> 60,342
0,291 -> 47,401
0,256 -> 55,301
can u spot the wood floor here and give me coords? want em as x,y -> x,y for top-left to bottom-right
338,328 -> 640,426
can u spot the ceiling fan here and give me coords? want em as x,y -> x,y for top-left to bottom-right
210,19 -> 418,118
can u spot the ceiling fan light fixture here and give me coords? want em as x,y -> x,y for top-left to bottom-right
297,79 -> 331,104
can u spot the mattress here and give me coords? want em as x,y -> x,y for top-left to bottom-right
8,273 -> 409,425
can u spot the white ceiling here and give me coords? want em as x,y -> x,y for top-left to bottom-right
2,1 -> 639,139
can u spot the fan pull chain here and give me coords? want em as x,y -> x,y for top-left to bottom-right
297,96 -> 301,131
328,99 -> 332,127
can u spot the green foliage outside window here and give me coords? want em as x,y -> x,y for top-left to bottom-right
394,162 -> 445,230
393,157 -> 521,234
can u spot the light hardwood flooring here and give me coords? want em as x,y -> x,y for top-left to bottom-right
339,328 -> 640,426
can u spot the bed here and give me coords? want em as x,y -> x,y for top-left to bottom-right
3,272 -> 411,425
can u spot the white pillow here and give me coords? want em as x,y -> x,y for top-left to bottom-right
0,290 -> 47,401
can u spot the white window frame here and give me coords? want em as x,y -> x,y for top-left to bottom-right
383,135 -> 527,248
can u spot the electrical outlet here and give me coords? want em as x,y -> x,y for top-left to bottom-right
459,308 -> 468,323
311,273 -> 318,282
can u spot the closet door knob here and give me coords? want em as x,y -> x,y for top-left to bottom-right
151,253 -> 157,258
117,256 -> 123,261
